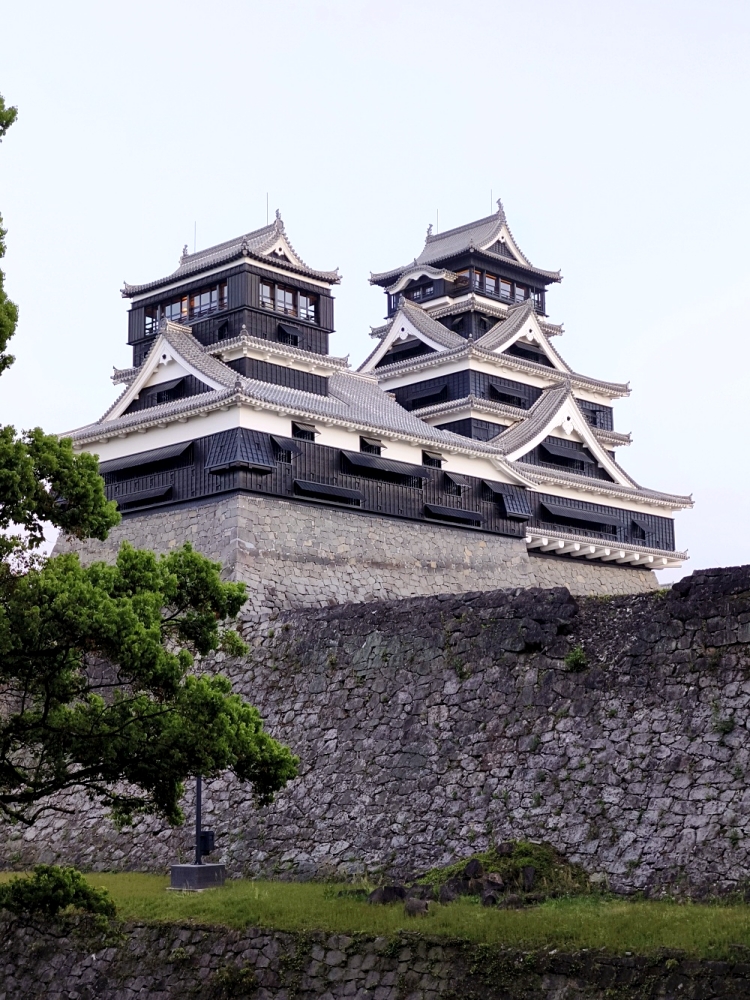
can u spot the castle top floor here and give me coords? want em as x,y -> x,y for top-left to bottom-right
370,201 -> 561,320
122,213 -> 340,366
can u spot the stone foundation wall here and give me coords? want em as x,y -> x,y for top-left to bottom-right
2,922 -> 748,1000
54,493 -> 658,623
8,565 -> 750,897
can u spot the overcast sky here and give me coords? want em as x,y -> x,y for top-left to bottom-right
1,0 -> 748,582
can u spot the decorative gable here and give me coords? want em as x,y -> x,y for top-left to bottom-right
500,389 -> 636,488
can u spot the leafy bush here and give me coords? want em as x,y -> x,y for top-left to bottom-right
0,865 -> 116,928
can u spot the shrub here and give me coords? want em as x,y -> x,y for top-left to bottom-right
0,864 -> 116,929
564,645 -> 588,672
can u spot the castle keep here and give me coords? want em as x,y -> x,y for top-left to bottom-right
61,202 -> 691,606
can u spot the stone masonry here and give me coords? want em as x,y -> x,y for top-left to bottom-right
54,493 -> 658,624
3,921 -> 749,1000
8,564 -> 750,898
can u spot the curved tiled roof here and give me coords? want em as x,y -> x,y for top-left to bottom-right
475,302 -> 571,372
491,383 -> 572,456
122,215 -> 340,297
359,299 -> 465,370
369,340 -> 629,399
371,203 -> 561,285
384,265 -> 460,294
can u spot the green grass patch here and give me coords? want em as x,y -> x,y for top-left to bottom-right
415,841 -> 589,896
2,872 -> 750,959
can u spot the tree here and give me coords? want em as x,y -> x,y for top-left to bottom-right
0,92 -> 19,375
0,94 -> 298,828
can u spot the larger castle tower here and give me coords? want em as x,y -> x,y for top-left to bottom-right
60,202 -> 691,615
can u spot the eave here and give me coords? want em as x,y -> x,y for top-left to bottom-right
514,461 -> 693,510
371,345 -> 630,400
524,527 -> 687,569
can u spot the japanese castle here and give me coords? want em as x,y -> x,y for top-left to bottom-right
66,202 -> 691,571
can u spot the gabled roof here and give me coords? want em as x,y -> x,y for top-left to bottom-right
359,298 -> 465,370
65,323 -> 530,476
366,333 -> 630,400
492,383 -> 635,488
475,301 -> 570,372
101,320 -> 236,422
370,201 -> 561,286
122,213 -> 340,298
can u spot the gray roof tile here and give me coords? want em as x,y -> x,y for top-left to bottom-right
122,215 -> 340,297
371,203 -> 560,285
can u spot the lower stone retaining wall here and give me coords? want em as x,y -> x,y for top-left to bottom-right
54,492 -> 658,623
2,921 -> 748,999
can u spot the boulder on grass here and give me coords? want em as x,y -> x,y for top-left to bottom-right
438,884 -> 459,905
481,891 -> 499,907
404,898 -> 430,917
464,858 -> 484,879
406,884 -> 436,901
368,885 -> 406,905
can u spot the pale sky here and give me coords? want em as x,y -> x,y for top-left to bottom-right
1,0 -> 748,582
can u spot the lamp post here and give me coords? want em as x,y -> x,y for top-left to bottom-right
168,774 -> 225,890
195,774 -> 203,866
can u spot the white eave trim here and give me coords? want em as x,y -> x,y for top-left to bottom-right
524,527 -> 687,568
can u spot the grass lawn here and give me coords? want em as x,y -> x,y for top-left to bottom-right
38,873 -> 750,959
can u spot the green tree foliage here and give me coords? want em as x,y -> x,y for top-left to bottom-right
0,93 -> 19,374
0,93 -> 298,829
0,865 -> 116,927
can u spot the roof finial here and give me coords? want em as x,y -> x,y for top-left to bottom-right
274,208 -> 282,229
181,244 -> 189,261
426,223 -> 433,238
496,198 -> 506,222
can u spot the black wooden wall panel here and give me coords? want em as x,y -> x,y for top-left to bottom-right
128,307 -> 145,345
319,295 -> 334,331
102,431 -> 676,552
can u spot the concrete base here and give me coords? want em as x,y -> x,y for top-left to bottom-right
169,863 -> 225,891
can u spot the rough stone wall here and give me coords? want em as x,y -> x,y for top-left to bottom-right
9,565 -> 750,897
54,493 -> 658,624
3,921 -> 749,1000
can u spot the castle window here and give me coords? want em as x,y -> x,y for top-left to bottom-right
410,285 -> 423,300
165,297 -> 188,322
260,281 -> 273,308
423,283 -> 434,297
292,421 -> 316,441
422,450 -> 442,468
500,279 -> 512,300
514,283 -> 527,303
299,293 -> 318,323
145,305 -> 159,335
471,270 -> 482,290
190,288 -> 216,318
485,273 -> 498,296
533,289 -> 544,312
277,326 -> 299,346
444,471 -> 468,497
360,436 -> 382,455
275,285 -> 296,316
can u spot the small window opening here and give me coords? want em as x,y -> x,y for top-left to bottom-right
422,451 -> 442,468
292,422 -> 316,441
360,436 -> 382,455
